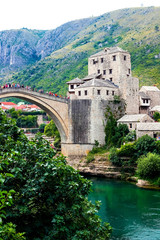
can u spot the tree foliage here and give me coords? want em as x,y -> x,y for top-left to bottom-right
8,108 -> 38,128
0,110 -> 112,240
137,152 -> 160,179
44,120 -> 61,148
16,115 -> 38,128
153,111 -> 160,122
105,110 -> 129,148
134,134 -> 157,158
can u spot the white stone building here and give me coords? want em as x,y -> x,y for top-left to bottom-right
67,47 -> 139,114
66,78 -> 84,95
150,106 -> 160,115
66,47 -> 160,141
74,78 -> 119,100
117,114 -> 154,131
139,86 -> 160,109
136,122 -> 160,139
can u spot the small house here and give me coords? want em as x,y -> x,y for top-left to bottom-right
136,122 -> 160,139
117,114 -> 154,131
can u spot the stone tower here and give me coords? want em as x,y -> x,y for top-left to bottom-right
88,47 -> 139,114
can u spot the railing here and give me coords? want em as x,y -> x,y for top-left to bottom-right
0,87 -> 69,104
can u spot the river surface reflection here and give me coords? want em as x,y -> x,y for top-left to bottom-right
88,177 -> 160,240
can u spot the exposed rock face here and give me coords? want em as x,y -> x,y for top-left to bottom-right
0,29 -> 40,73
0,29 -> 47,73
67,156 -> 126,179
0,18 -> 95,74
36,18 -> 95,59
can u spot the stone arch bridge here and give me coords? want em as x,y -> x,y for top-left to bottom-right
0,88 -> 110,156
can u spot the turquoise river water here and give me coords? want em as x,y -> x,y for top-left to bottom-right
88,177 -> 160,240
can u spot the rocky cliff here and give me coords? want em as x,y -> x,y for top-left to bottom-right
0,18 -> 95,74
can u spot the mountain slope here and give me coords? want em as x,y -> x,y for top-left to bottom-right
0,18 -> 96,77
0,29 -> 46,74
2,6 -> 160,94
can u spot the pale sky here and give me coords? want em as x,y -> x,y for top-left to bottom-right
0,0 -> 159,31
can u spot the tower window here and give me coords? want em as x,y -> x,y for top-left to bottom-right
112,91 -> 114,96
124,55 -> 126,61
106,90 -> 109,95
128,69 -> 131,74
78,91 -> 81,96
110,78 -> 113,82
98,69 -> 100,74
129,123 -> 132,128
101,58 -> 104,63
70,84 -> 74,89
84,90 -> 88,96
103,70 -> 106,75
109,69 -> 112,74
113,55 -> 116,61
97,90 -> 101,95
93,59 -> 96,64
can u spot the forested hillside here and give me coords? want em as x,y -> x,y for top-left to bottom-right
1,6 -> 160,95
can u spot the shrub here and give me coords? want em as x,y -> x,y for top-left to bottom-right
123,130 -> 136,143
136,152 -> 160,179
134,135 -> 157,158
153,112 -> 160,121
117,142 -> 135,157
39,123 -> 46,133
86,153 -> 95,163
155,140 -> 160,154
109,147 -> 122,166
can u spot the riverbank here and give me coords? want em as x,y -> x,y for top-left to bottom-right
67,154 -> 160,190
67,153 -> 133,179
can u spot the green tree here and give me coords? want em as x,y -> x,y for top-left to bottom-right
134,134 -> 157,158
105,111 -> 129,148
16,115 -> 38,128
39,123 -> 46,133
153,111 -> 160,121
0,110 -> 112,239
0,165 -> 26,239
105,113 -> 117,147
8,108 -> 20,119
44,120 -> 61,148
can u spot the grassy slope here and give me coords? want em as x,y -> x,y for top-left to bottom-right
8,7 -> 160,95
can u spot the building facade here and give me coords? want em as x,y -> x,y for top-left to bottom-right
67,47 -> 139,114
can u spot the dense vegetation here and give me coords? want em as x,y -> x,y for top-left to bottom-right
0,110 -> 112,239
0,7 -> 159,95
7,108 -> 38,128
108,133 -> 160,185
44,120 -> 61,148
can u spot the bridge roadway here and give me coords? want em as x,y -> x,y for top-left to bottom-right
0,88 -> 69,145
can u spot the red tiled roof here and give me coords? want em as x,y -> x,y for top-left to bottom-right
1,106 -> 8,110
14,105 -> 27,110
27,105 -> 40,109
1,102 -> 17,106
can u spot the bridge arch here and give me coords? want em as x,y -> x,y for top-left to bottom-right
0,88 -> 69,143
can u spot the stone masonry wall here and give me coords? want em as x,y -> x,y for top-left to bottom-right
68,98 -> 126,147
88,51 -> 131,85
68,99 -> 91,144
